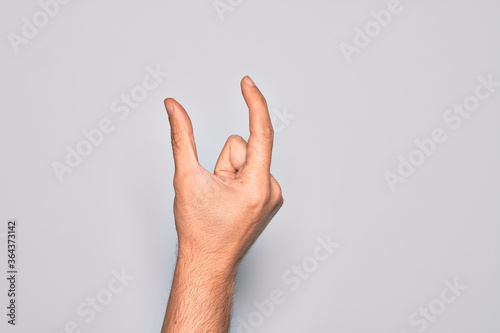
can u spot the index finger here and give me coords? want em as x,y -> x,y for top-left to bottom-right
239,76 -> 274,177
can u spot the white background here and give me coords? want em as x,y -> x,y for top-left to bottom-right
1,0 -> 499,332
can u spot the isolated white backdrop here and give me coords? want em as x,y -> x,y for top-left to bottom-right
1,0 -> 500,332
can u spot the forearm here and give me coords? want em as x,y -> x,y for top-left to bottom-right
161,251 -> 237,333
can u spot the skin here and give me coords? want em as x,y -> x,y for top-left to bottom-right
160,76 -> 284,333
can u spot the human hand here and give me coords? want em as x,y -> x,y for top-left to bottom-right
164,76 -> 284,273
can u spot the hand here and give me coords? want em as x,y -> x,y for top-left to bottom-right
164,76 -> 283,272
161,76 -> 284,333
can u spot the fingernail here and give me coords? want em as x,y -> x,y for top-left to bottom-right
244,76 -> 255,87
165,100 -> 174,116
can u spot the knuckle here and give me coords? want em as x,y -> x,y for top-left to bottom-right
170,127 -> 193,151
228,134 -> 244,142
170,130 -> 184,150
256,95 -> 268,109
273,183 -> 282,200
247,188 -> 271,207
270,178 -> 283,205
227,134 -> 246,147
259,126 -> 274,141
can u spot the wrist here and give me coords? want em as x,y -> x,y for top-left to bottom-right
177,236 -> 243,272
176,245 -> 239,282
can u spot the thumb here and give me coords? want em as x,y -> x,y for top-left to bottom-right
164,98 -> 200,176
